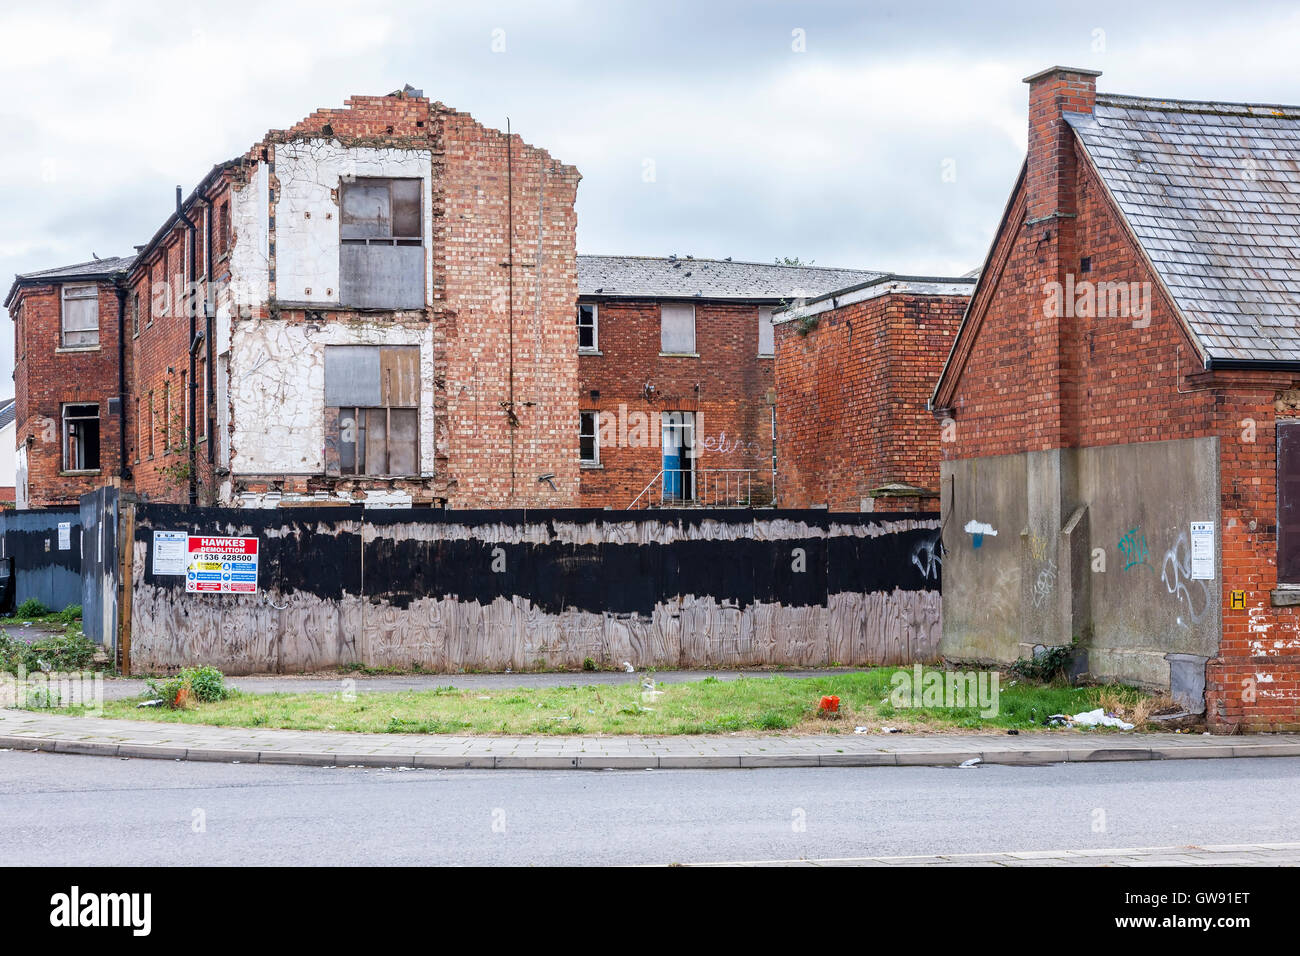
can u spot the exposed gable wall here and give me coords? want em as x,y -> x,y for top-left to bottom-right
776,292 -> 965,511
938,145 -> 1217,463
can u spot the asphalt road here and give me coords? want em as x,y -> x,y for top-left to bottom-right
2,750 -> 1298,866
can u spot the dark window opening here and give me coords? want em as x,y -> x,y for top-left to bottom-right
579,411 -> 599,464
63,403 -> 100,471
577,303 -> 598,350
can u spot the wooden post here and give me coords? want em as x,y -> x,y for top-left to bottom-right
118,502 -> 134,676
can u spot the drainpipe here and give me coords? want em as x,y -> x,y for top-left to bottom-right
114,279 -> 131,481
176,186 -> 199,506
204,198 -> 215,465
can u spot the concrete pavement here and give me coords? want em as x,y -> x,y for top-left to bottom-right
4,707 -> 1300,770
677,842 -> 1300,866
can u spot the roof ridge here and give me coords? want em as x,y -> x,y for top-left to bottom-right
577,253 -> 882,274
18,255 -> 133,278
1098,91 -> 1300,118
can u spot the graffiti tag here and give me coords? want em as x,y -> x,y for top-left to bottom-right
1161,532 -> 1210,626
1030,559 -> 1057,609
911,534 -> 943,582
1117,527 -> 1150,571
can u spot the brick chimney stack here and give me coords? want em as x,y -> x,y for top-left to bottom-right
1023,66 -> 1100,223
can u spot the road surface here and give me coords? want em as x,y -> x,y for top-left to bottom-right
2,749 -> 1298,866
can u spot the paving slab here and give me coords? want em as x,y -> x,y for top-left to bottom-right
3,708 -> 1300,771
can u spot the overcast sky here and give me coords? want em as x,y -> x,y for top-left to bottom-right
5,0 -> 1300,394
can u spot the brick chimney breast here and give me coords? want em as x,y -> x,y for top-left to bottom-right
1023,66 -> 1101,223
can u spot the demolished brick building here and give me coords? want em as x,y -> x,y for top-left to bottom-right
7,87 -> 581,510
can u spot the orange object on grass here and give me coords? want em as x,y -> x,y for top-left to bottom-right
818,695 -> 840,713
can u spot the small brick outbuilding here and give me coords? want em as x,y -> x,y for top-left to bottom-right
933,66 -> 1300,730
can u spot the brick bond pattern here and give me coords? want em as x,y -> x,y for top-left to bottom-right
12,283 -> 124,507
577,300 -> 774,508
775,293 -> 966,511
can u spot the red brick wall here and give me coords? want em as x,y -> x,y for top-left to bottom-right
10,282 -> 123,507
1204,382 -> 1300,731
577,299 -> 774,508
937,154 -> 1216,462
775,292 -> 965,511
438,110 -> 581,508
126,219 -> 218,504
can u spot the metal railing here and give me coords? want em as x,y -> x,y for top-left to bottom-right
627,469 -> 754,509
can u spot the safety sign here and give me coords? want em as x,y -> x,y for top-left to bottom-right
185,536 -> 259,594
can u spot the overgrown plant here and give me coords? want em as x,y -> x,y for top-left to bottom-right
13,598 -> 48,619
55,604 -> 82,626
1009,643 -> 1076,684
0,631 -> 96,674
144,665 -> 231,709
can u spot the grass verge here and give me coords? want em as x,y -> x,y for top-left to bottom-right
76,668 -> 1155,736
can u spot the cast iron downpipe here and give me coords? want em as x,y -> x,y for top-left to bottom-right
204,196 -> 215,465
113,280 -> 131,480
176,186 -> 199,506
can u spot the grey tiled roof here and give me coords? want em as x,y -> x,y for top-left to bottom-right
1066,94 -> 1300,363
578,255 -> 885,300
0,398 -> 14,432
16,256 -> 135,281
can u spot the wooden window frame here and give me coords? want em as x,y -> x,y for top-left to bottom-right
579,410 -> 600,465
61,402 -> 100,472
577,303 -> 598,351
60,284 -> 100,349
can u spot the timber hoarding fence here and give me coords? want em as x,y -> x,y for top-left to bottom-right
106,504 -> 942,674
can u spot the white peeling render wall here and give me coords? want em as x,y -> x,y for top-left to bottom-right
228,162 -> 270,312
273,141 -> 434,305
227,319 -> 436,479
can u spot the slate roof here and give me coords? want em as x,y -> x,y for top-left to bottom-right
4,255 -> 135,308
15,256 -> 136,280
578,255 -> 885,301
0,398 -> 14,432
1066,93 -> 1300,364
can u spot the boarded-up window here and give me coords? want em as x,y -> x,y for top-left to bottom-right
661,303 -> 695,353
61,284 -> 99,348
1279,422 -> 1300,584
758,306 -> 775,356
340,177 -> 424,309
325,344 -> 420,476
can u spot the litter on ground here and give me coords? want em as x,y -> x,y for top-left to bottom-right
1071,708 -> 1135,730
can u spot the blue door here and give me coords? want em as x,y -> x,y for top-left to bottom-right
661,412 -> 695,500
